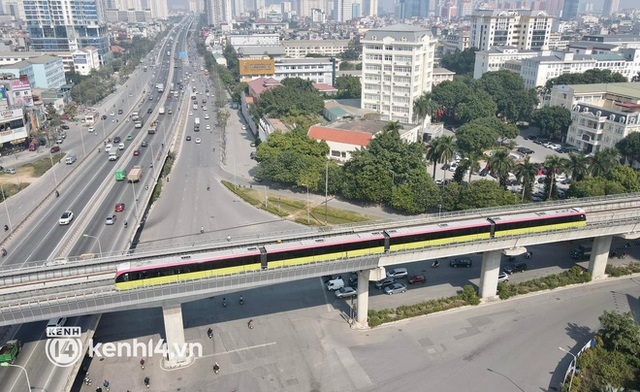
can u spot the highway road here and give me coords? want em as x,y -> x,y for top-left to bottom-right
0,20 -> 193,391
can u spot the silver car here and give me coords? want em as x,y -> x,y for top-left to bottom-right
384,283 -> 407,295
334,287 -> 357,299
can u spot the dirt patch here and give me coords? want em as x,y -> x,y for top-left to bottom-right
0,169 -> 38,185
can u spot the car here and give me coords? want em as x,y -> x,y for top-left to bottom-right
88,126 -> 95,133
113,136 -> 121,144
60,124 -> 70,130
105,214 -> 117,225
497,271 -> 509,283
504,262 -> 527,274
250,151 -> 257,159
195,138 -> 201,144
141,140 -> 148,147
386,267 -> 408,279
110,111 -> 115,116
115,203 -> 125,212
4,168 -> 16,174
479,168 -> 488,177
189,112 -> 193,116
186,135 -> 192,141
334,287 -> 357,299
50,146 -> 61,153
59,211 -> 74,225
206,124 -> 211,130
118,109 -> 123,115
525,135 -> 537,141
127,134 -> 133,141
408,275 -> 427,284
118,143 -> 125,150
384,282 -> 407,295
148,96 -> 153,100
101,115 -> 107,120
374,277 -> 395,290
450,258 -> 472,268
242,125 -> 247,130
133,150 -> 140,156
448,162 -> 459,172
348,273 -> 358,286
147,108 -> 153,114
204,114 -> 209,120
56,137 -> 63,144
537,176 -> 546,184
517,147 -> 534,155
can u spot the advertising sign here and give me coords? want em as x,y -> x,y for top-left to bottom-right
0,108 -> 28,144
239,59 -> 275,76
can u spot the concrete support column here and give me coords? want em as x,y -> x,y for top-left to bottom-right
479,250 -> 502,301
354,269 -> 372,330
589,236 -> 612,280
161,304 -> 194,368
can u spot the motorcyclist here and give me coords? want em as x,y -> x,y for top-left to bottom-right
124,221 -> 128,228
3,224 -> 8,232
207,328 -> 213,338
55,190 -> 60,198
213,362 -> 220,373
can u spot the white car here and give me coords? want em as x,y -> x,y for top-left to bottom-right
204,114 -> 209,120
118,143 -> 125,150
104,143 -> 113,152
59,211 -> 74,225
88,126 -> 95,133
206,124 -> 211,130
195,138 -> 201,144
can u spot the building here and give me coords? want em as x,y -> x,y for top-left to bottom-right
281,39 -> 349,58
361,24 -> 435,124
333,0 -> 352,22
230,34 -> 280,49
24,0 -> 110,63
602,0 -> 619,16
0,55 -> 65,89
473,46 -> 538,79
71,47 -> 101,76
273,58 -> 335,85
470,10 -> 553,51
549,83 -> 640,154
395,0 -> 429,19
443,30 -> 470,55
433,68 -> 455,86
205,0 -> 232,27
362,0 -> 378,16
561,0 -> 579,20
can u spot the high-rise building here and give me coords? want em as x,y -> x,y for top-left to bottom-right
150,0 -> 169,19
24,0 -> 110,63
362,0 -> 377,16
470,10 -> 553,51
562,0 -> 580,20
2,1 -> 25,21
602,0 -> 619,16
205,0 -> 232,27
395,0 -> 429,19
333,0 -> 352,22
360,24 -> 435,124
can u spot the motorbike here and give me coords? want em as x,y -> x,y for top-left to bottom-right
144,377 -> 150,388
1,248 -> 7,257
239,296 -> 244,305
213,363 -> 220,374
4,224 -> 8,232
222,298 -> 227,308
207,328 -> 213,339
431,260 -> 439,268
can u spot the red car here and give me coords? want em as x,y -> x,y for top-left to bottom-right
133,150 -> 140,156
115,203 -> 125,212
408,275 -> 426,284
50,146 -> 61,153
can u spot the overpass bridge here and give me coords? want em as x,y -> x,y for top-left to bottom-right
1,194 -> 639,367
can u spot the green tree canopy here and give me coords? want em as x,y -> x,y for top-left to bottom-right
599,311 -> 640,357
544,69 -> 627,93
257,78 -> 325,118
454,180 -> 518,210
615,131 -> 640,166
334,75 -> 361,99
431,80 -> 473,121
454,117 -> 500,153
454,90 -> 498,124
472,70 -> 537,122
530,106 -> 572,138
440,48 -> 477,75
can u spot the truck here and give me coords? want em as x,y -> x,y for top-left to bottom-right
127,165 -> 142,183
194,117 -> 200,130
148,120 -> 158,134
143,65 -> 147,72
115,169 -> 127,181
570,242 -> 592,260
159,107 -> 165,115
156,83 -> 164,93
131,111 -> 140,121
0,340 -> 21,364
134,118 -> 144,129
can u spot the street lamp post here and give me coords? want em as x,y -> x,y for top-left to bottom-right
559,347 -> 577,391
0,184 -> 12,231
0,363 -> 31,391
82,234 -> 103,258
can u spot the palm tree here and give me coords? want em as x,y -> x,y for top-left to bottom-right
543,155 -> 564,200
462,150 -> 483,184
488,148 -> 513,187
589,147 -> 620,177
425,138 -> 441,179
435,135 -> 456,180
383,120 -> 403,136
561,153 -> 590,182
515,157 -> 538,201
413,92 -> 441,131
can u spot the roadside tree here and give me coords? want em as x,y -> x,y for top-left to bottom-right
530,106 -> 572,139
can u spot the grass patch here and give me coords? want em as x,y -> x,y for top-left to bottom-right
0,182 -> 29,201
498,266 -> 590,299
30,154 -> 65,176
605,262 -> 640,277
222,180 -> 377,226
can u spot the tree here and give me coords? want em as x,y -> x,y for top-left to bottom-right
454,119 -> 499,153
615,132 -> 640,167
257,80 -> 325,118
515,157 -> 538,201
440,48 -> 477,76
562,152 -> 590,182
543,155 -> 565,200
473,70 -> 537,122
530,106 -> 573,138
454,91 -> 498,124
454,180 -> 518,210
544,69 -> 627,93
605,165 -> 640,193
334,75 -> 361,99
390,169 -> 441,213
413,92 -> 441,132
45,103 -> 62,127
63,103 -> 78,120
339,37 -> 362,61
589,147 -> 620,177
488,148 -> 513,187
598,311 -> 640,357
435,135 -> 456,180
383,120 -> 403,135
431,80 -> 473,121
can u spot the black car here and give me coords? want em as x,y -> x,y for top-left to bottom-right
450,258 -> 472,268
479,168 -> 488,177
504,262 -> 527,274
517,147 -> 534,155
101,115 -> 107,120
525,135 -> 537,141
147,108 -> 153,114
118,109 -> 123,115
60,124 -> 70,130
113,136 -> 121,144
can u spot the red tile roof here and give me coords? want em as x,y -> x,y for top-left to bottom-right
308,125 -> 372,147
247,77 -> 281,97
313,83 -> 338,93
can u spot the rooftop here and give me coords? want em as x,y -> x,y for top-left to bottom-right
560,82 -> 640,99
363,24 -> 431,43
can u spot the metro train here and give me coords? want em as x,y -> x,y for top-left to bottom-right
115,207 -> 586,290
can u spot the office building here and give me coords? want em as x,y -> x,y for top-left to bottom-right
334,0 -> 352,22
562,0 -> 579,20
361,24 -> 435,124
24,0 -> 110,63
602,0 -> 620,16
470,10 -> 553,51
282,39 -> 349,58
362,0 -> 378,16
205,0 -> 232,27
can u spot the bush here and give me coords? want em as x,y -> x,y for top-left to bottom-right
606,262 -> 640,277
498,266 -> 591,299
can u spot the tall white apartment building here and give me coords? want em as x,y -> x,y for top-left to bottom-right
281,39 -> 349,58
470,10 -> 553,51
473,46 -> 538,79
334,0 -> 352,22
205,0 -> 232,27
361,24 -> 435,124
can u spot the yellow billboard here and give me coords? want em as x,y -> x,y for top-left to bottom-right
239,59 -> 275,76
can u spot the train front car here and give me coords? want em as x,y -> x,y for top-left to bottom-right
115,247 -> 263,290
264,231 -> 387,269
489,207 -> 586,238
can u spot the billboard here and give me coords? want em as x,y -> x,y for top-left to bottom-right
8,79 -> 34,107
0,108 -> 28,145
239,59 -> 275,76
